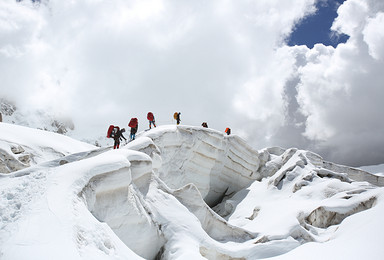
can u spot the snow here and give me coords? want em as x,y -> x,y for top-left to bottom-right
360,164 -> 384,177
1,123 -> 384,259
0,123 -> 96,172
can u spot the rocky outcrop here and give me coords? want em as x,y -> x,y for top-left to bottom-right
0,145 -> 30,173
0,99 -> 16,117
0,98 -> 75,135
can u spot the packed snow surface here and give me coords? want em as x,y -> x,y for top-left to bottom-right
1,123 -> 384,259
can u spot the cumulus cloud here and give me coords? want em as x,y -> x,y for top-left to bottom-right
232,0 -> 384,166
0,0 -> 314,132
1,0 -> 383,166
363,12 -> 384,60
294,0 -> 384,166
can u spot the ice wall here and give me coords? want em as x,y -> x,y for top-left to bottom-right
140,126 -> 262,206
80,150 -> 164,260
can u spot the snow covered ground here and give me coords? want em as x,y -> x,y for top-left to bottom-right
1,123 -> 384,259
360,164 -> 384,177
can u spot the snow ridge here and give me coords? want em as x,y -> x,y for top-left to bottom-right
1,124 -> 384,259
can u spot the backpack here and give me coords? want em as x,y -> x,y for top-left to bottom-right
173,112 -> 178,120
147,112 -> 154,121
107,125 -> 119,138
128,118 -> 138,128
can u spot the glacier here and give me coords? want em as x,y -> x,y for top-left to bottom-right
0,123 -> 384,259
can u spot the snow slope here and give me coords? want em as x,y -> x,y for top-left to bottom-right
1,124 -> 384,259
360,164 -> 384,177
0,123 -> 96,173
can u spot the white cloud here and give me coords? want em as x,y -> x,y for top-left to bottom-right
232,0 -> 384,166
292,0 -> 384,166
1,0 -> 383,166
331,0 -> 369,37
363,12 -> 384,60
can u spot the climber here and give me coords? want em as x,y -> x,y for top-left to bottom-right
174,112 -> 181,125
128,118 -> 138,140
225,128 -> 231,135
113,128 -> 127,149
202,122 -> 208,128
147,112 -> 156,129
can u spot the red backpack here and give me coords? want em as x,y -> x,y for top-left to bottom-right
107,125 -> 119,138
128,118 -> 138,128
147,112 -> 154,121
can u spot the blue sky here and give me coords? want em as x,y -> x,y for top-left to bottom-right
288,0 -> 349,48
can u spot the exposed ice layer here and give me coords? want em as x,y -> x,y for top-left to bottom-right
141,126 -> 261,206
81,150 -> 163,260
0,146 -> 30,173
323,161 -> 384,187
219,146 -> 384,254
0,148 -> 144,260
166,181 -> 257,242
125,136 -> 162,173
260,147 -> 384,188
305,196 -> 377,228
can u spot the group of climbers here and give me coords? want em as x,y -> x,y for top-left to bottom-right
107,111 -> 231,149
107,112 -> 153,149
